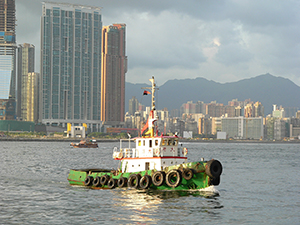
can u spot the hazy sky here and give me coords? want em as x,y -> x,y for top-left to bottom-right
16,0 -> 300,87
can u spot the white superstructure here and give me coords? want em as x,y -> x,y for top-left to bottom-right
113,136 -> 187,173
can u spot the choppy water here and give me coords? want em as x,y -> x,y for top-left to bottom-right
0,141 -> 299,224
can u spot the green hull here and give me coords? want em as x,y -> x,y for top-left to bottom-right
67,160 -> 222,191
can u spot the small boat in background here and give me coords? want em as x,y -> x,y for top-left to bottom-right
70,139 -> 98,148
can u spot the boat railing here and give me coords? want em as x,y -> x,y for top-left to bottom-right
113,146 -> 188,159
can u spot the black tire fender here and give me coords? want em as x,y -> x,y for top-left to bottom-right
117,177 -> 128,188
140,175 -> 152,189
93,176 -> 101,187
128,174 -> 141,189
166,170 -> 182,188
182,168 -> 194,180
84,176 -> 93,186
209,176 -> 220,186
107,178 -> 117,189
152,171 -> 165,186
100,175 -> 110,186
205,160 -> 223,178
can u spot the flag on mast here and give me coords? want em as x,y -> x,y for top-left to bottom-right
143,90 -> 151,95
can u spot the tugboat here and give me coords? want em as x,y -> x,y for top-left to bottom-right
67,77 -> 222,190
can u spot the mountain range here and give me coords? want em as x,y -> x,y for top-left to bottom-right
125,73 -> 300,115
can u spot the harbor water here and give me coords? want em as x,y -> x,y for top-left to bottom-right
0,141 -> 299,224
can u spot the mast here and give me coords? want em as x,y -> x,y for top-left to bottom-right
141,76 -> 158,137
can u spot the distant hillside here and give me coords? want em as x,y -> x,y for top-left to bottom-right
125,74 -> 300,115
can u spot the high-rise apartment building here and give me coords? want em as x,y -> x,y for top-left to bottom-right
27,72 -> 39,123
40,2 -> 102,131
17,43 -> 35,120
0,0 -> 16,103
129,96 -> 139,116
101,24 -> 127,125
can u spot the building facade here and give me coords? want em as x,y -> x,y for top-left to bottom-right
17,43 -> 35,120
26,72 -> 39,123
0,0 -> 16,102
40,2 -> 102,131
221,117 -> 263,140
101,24 -> 127,126
128,96 -> 139,116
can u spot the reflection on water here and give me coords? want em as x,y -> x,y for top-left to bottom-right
112,187 -> 222,224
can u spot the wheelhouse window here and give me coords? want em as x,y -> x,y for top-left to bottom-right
173,139 -> 178,146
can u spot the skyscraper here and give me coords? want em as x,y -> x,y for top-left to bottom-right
26,72 -> 39,123
0,0 -> 16,99
17,43 -> 35,120
101,24 -> 127,125
129,96 -> 139,116
40,2 -> 102,131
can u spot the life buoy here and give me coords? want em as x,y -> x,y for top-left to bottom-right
124,149 -> 129,158
93,176 -> 101,187
166,170 -> 182,188
117,177 -> 127,188
140,175 -> 152,189
128,174 -> 141,188
205,159 -> 222,178
182,168 -> 194,180
107,178 -> 117,189
182,147 -> 188,156
84,176 -> 93,186
152,171 -> 165,186
154,148 -> 160,155
100,175 -> 110,186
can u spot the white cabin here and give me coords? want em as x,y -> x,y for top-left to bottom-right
113,136 -> 187,173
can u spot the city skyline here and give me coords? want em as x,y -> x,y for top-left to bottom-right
15,0 -> 300,88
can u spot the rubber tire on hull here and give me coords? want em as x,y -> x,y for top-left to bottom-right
84,176 -> 93,186
107,178 -> 117,189
166,170 -> 182,188
140,175 -> 152,189
117,177 -> 128,188
152,171 -> 165,186
205,160 -> 223,178
128,174 -> 141,189
209,176 -> 220,186
182,168 -> 194,180
93,176 -> 101,187
100,175 -> 110,186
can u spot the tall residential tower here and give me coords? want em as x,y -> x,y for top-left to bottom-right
101,24 -> 127,126
17,43 -> 35,120
40,2 -> 102,131
0,0 -> 16,119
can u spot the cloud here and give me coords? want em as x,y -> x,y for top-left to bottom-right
15,0 -> 300,86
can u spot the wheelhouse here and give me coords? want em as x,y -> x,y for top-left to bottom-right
113,136 -> 187,173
